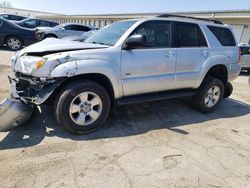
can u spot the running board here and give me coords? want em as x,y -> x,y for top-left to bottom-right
117,89 -> 196,106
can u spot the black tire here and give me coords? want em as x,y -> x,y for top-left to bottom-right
6,36 -> 23,50
45,34 -> 58,39
54,80 -> 111,135
192,77 -> 225,113
224,82 -> 233,98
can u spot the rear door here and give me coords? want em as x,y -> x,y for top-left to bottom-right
174,22 -> 209,89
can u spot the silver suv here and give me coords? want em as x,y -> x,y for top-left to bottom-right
1,15 -> 241,134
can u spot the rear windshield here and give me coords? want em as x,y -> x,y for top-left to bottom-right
207,26 -> 236,46
240,46 -> 250,55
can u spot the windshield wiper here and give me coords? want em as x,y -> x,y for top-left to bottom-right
91,42 -> 112,46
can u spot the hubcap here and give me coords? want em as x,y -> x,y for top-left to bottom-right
69,92 -> 102,126
205,86 -> 221,108
7,38 -> 21,50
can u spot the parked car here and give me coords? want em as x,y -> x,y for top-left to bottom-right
239,44 -> 250,74
1,15 -> 241,134
14,18 -> 58,29
0,13 -> 27,21
0,18 -> 39,50
36,23 -> 96,39
62,30 -> 97,42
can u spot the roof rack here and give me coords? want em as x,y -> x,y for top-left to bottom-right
157,14 -> 223,25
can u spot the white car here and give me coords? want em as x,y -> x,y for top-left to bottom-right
36,23 -> 96,39
239,44 -> 250,74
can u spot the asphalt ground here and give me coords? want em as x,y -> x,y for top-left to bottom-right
0,48 -> 250,188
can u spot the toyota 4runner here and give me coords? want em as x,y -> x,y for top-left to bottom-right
0,14 -> 241,134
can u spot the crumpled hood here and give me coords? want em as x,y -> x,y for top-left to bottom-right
18,38 -> 109,57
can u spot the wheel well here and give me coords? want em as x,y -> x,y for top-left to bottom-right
45,33 -> 58,38
4,35 -> 23,45
205,65 -> 228,85
47,74 -> 115,106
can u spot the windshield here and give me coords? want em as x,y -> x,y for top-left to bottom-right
85,20 -> 137,46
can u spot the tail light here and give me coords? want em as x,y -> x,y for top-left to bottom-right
238,47 -> 241,64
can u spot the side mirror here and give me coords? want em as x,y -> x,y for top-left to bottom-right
124,34 -> 146,50
60,28 -> 65,32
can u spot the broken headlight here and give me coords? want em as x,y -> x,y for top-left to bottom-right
14,56 -> 47,75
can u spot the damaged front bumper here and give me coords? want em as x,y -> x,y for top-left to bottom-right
0,74 -> 65,132
0,98 -> 33,132
9,73 -> 65,105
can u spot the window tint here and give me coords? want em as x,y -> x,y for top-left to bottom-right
176,22 -> 208,47
240,47 -> 250,55
50,22 -> 58,27
208,26 -> 236,46
1,15 -> 8,19
40,20 -> 51,27
132,21 -> 171,48
24,19 -> 37,27
69,25 -> 91,31
76,25 -> 91,31
64,25 -> 70,30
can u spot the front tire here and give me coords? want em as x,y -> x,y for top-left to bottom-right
192,77 -> 224,113
54,80 -> 111,134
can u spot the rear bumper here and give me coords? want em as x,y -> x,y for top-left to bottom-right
229,63 -> 241,81
0,98 -> 33,132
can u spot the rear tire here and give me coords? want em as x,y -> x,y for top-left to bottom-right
54,80 -> 111,134
192,77 -> 224,113
224,82 -> 233,98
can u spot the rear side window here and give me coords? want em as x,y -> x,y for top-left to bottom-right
175,22 -> 208,47
40,20 -> 51,27
71,25 -> 91,31
240,47 -> 250,55
208,26 -> 236,46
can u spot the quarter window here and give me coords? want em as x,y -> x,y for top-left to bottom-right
208,26 -> 236,46
132,21 -> 171,48
175,22 -> 208,47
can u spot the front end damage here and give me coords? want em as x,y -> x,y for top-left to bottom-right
0,98 -> 33,132
0,73 -> 65,132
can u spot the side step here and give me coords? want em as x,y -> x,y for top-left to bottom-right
117,89 -> 197,106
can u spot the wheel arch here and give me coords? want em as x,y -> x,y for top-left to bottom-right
45,33 -> 58,38
198,64 -> 229,88
46,73 -> 116,107
4,35 -> 24,45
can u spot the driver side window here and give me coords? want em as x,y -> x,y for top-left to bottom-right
132,21 -> 171,48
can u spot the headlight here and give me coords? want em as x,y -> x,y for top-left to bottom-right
15,56 -> 47,74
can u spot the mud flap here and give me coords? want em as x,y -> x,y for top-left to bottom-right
0,98 -> 34,132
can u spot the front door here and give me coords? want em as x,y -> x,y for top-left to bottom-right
121,21 -> 176,96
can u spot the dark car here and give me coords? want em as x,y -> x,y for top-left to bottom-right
0,13 -> 27,21
14,18 -> 59,29
0,18 -> 39,50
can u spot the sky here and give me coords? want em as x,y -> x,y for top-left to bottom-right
3,0 -> 250,15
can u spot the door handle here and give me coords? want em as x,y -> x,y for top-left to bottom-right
200,50 -> 209,57
165,51 -> 174,57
